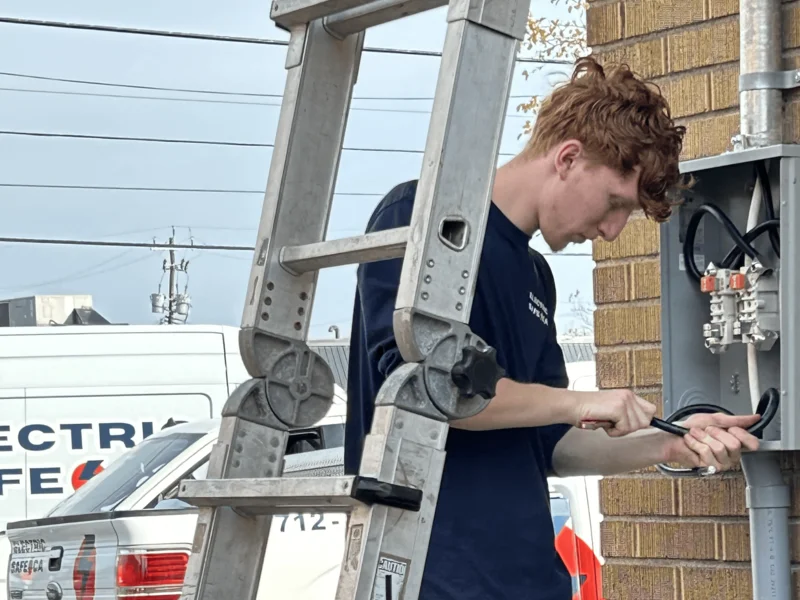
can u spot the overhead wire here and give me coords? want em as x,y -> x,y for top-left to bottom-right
0,234 -> 593,257
0,70 -> 543,102
0,183 -> 384,195
0,130 -> 519,157
0,236 -> 251,251
0,251 -> 152,292
0,86 -> 534,118
0,16 -> 573,65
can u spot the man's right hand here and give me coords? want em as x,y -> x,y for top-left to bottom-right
569,389 -> 657,437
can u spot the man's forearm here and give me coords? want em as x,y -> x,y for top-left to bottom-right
450,378 -> 576,431
551,426 -> 673,477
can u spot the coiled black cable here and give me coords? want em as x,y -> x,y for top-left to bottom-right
653,387 -> 779,477
682,204 -> 761,283
755,161 -> 780,256
719,219 -> 780,269
683,161 -> 779,282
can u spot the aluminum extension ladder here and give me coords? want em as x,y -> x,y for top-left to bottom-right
176,1 -> 527,599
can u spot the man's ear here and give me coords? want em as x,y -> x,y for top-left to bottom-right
554,140 -> 583,180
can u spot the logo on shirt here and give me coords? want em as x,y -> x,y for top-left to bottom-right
528,292 -> 549,327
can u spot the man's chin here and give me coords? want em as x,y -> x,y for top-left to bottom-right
544,237 -> 568,252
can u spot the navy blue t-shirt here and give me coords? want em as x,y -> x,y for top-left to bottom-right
345,180 -> 573,600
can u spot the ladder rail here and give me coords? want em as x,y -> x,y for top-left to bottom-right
239,20 -> 364,370
393,7 -> 524,363
180,386 -> 292,600
178,1 -> 530,599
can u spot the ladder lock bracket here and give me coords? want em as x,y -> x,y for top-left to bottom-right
351,476 -> 423,512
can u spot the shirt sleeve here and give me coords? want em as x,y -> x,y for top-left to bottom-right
531,254 -> 573,475
357,188 -> 414,381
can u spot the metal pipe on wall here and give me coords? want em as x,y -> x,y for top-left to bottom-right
741,454 -> 792,600
739,0 -> 783,147
738,1 -> 791,599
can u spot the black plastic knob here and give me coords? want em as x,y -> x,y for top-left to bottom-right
450,345 -> 505,399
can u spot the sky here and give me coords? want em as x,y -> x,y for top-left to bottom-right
0,0 -> 596,340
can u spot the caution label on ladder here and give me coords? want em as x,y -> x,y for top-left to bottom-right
373,554 -> 409,600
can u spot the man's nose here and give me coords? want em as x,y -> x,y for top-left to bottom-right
599,214 -> 628,242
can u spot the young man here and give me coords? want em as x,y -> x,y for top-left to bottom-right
344,57 -> 762,600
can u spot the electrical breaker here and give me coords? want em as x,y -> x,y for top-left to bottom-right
660,143 -> 798,450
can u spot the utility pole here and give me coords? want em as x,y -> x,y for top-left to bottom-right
150,227 -> 192,324
167,233 -> 177,324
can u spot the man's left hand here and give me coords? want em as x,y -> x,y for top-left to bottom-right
662,413 -> 762,472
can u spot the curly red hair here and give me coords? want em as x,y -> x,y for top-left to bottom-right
523,56 -> 691,222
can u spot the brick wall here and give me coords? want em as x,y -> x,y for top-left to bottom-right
586,1 -> 800,598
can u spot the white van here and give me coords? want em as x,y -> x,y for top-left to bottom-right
0,324 -> 349,529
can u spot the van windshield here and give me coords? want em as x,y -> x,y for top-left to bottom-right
47,432 -> 205,517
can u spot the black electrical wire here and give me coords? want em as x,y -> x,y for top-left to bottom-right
719,219 -> 780,269
755,160 -> 780,256
653,387 -> 780,477
683,162 -> 781,282
682,204 -> 762,283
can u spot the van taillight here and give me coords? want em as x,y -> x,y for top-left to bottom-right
116,550 -> 189,599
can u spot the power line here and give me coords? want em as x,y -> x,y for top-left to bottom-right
0,86 -> 533,119
0,251 -> 152,292
0,17 -> 573,65
0,234 -> 593,257
0,70 -> 541,101
0,130 -> 518,157
0,236 -> 251,251
0,182 -> 384,195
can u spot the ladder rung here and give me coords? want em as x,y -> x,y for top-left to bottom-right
324,0 -> 447,38
271,0 -> 367,28
179,476 -> 361,513
280,226 -> 408,274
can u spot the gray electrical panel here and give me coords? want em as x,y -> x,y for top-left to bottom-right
661,143 -> 799,450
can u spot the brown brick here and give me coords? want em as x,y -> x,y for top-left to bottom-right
637,520 -> 716,560
678,476 -> 747,516
789,474 -> 800,516
595,37 -> 666,79
624,0 -> 705,38
786,100 -> 800,144
593,217 -> 661,260
667,18 -> 739,73
654,70 -> 710,119
586,1 -> 623,46
785,52 -> 800,71
710,64 -> 740,111
602,562 -> 677,600
681,111 -> 741,160
793,523 -> 800,562
594,263 -> 629,304
719,521 -> 751,561
596,349 -> 632,388
595,304 -> 661,346
785,2 -> 800,50
631,260 -> 661,299
601,476 -> 676,515
681,565 -> 753,600
638,390 -> 664,418
708,0 -> 739,18
781,451 -> 800,471
600,519 -> 636,557
633,348 -> 662,387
